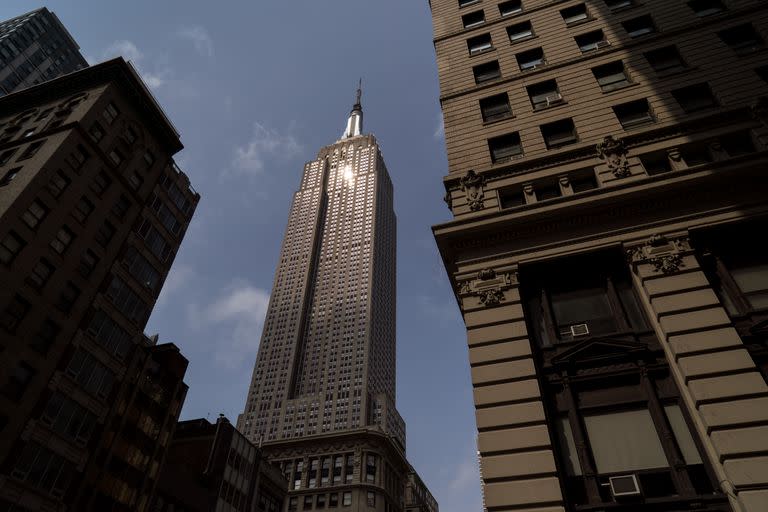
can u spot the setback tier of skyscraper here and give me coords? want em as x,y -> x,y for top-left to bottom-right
237,90 -> 436,512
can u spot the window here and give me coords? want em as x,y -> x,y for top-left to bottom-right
345,454 -> 354,483
640,151 -> 672,175
366,492 -> 375,507
56,282 -> 81,313
108,148 -> 124,166
333,455 -> 343,483
68,144 -> 89,171
21,199 -> 48,230
499,0 -> 522,17
1,295 -> 31,334
366,454 -> 377,483
111,194 -> 131,219
672,83 -> 717,113
507,21 -> 533,42
592,61 -> 631,92
605,0 -> 634,9
541,119 -> 578,148
47,170 -> 70,197
128,172 -> 143,191
2,361 -> 35,400
479,93 -> 512,122
623,15 -> 656,38
17,140 -> 45,160
570,171 -> 598,193
151,195 -> 183,235
87,311 -> 132,359
137,219 -> 172,261
30,319 -> 60,354
26,258 -> 55,290
720,131 -> 756,157
11,442 -> 74,497
342,492 -> 352,507
321,457 -> 331,485
90,171 -> 112,197
106,275 -> 149,323
459,0 -> 479,7
88,121 -> 105,143
41,392 -> 97,445
0,231 -> 26,264
499,187 -> 525,208
0,147 -> 18,165
575,30 -> 608,52
143,151 -> 156,168
72,196 -> 95,224
535,180 -> 562,201
585,410 -> 669,473
473,60 -> 501,84
1,167 -> 22,186
757,66 -> 768,83
304,495 -> 313,509
718,24 -> 764,53
561,4 -> 588,25
94,220 -> 116,248
516,47 -> 545,70
78,249 -> 99,278
614,99 -> 654,128
288,497 -> 298,512
468,33 -> 493,55
124,127 -> 138,145
462,10 -> 485,29
488,132 -> 522,163
681,143 -> 713,166
329,494 -> 339,508
645,45 -> 686,73
124,246 -> 161,291
102,102 -> 119,124
528,80 -> 563,110
50,226 -> 74,255
316,494 -> 326,508
688,0 -> 725,17
22,128 -> 36,138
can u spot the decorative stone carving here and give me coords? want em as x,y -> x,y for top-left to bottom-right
457,269 -> 518,307
460,170 -> 485,211
597,135 -> 631,178
626,234 -> 691,275
751,96 -> 768,125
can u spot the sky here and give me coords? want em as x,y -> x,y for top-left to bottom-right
1,1 -> 482,509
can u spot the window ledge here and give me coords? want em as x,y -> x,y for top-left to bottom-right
509,34 -> 538,46
469,47 -> 496,58
564,17 -> 597,29
532,101 -> 569,113
482,115 -> 515,126
459,0 -> 482,9
654,66 -> 695,79
600,82 -> 639,94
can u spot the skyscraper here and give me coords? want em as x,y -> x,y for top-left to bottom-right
0,8 -> 88,96
238,90 -> 434,511
428,0 -> 768,511
0,57 -> 198,511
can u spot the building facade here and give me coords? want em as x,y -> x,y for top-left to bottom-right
429,0 -> 768,511
237,92 -> 434,512
152,416 -> 287,512
0,57 -> 199,511
0,8 -> 88,97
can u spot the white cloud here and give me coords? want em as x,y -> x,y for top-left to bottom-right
232,122 -> 302,175
156,264 -> 194,306
448,454 -> 480,492
104,40 -> 143,63
190,282 -> 271,368
434,115 -> 445,140
100,39 -> 171,90
177,26 -> 214,57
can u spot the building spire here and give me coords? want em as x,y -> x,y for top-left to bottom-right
342,79 -> 364,139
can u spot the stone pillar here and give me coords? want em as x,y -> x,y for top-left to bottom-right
627,233 -> 768,512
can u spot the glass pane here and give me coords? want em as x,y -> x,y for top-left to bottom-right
556,417 -> 582,475
617,281 -> 648,331
747,292 -> 768,310
551,286 -> 616,334
664,405 -> 702,465
731,264 -> 768,294
584,409 -> 669,473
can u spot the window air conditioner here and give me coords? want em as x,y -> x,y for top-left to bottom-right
545,94 -> 564,106
609,474 -> 641,497
569,323 -> 590,337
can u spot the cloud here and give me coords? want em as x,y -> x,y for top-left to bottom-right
100,40 -> 171,89
177,26 -> 214,57
156,264 -> 194,307
232,122 -> 302,175
448,453 -> 480,493
190,282 -> 270,368
434,115 -> 445,140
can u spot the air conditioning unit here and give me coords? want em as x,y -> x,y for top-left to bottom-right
609,474 -> 641,498
545,94 -> 564,106
569,323 -> 590,337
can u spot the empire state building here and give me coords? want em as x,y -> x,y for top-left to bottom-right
237,89 -> 435,512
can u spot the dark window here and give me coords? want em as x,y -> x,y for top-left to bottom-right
56,282 -> 81,313
517,47 -> 545,70
78,249 -> 99,278
128,172 -> 144,191
143,151 -> 156,168
473,60 -> 501,84
592,61 -> 631,92
65,349 -> 115,398
499,188 -> 525,208
342,492 -> 352,506
72,196 -> 95,224
1,295 -> 31,334
488,132 -> 523,163
40,392 -> 97,445
561,4 -> 588,25
102,102 -> 119,124
605,0 -> 634,9
151,194 -> 183,236
21,199 -> 48,230
95,220 -> 116,248
288,497 -> 298,511
88,121 -> 105,143
623,15 -> 656,38
106,275 -> 149,323
304,495 -> 313,509
499,0 -> 522,17
479,93 -> 512,122
124,246 -> 161,291
68,144 -> 90,172
575,30 -> 608,52
329,494 -> 339,508
570,171 -> 598,193
11,442 -> 75,497
614,99 -> 654,128
720,131 -> 755,157
367,492 -> 375,507
17,140 -> 45,160
462,10 -> 485,28
50,226 -> 75,255
645,45 -> 686,73
317,494 -> 327,508
30,319 -> 60,354
0,231 -> 26,265
345,454 -> 354,483
0,147 -> 18,165
671,83 -> 718,113
46,170 -> 70,197
125,127 -> 138,145
366,454 -> 377,483
507,21 -> 534,42
2,361 -> 35,400
26,258 -> 55,290
688,0 -> 725,16
90,171 -> 112,197
718,24 -> 764,53
0,167 -> 22,186
535,181 -> 562,202
681,143 -> 713,166
108,148 -> 124,166
111,194 -> 132,220
757,66 -> 768,83
641,152 -> 673,175
541,119 -> 578,148
468,33 -> 493,55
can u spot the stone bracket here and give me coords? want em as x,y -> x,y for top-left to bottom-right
458,268 -> 518,307
626,234 -> 692,275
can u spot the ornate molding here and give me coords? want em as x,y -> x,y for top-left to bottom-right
460,170 -> 485,211
626,234 -> 691,275
457,268 -> 518,308
596,135 -> 631,178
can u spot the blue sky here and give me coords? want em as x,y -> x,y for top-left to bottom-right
2,1 -> 482,509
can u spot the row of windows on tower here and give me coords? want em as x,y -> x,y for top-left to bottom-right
471,22 -> 763,83
459,0 -> 728,29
